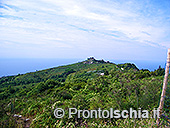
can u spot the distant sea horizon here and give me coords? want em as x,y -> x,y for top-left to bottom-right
0,58 -> 166,77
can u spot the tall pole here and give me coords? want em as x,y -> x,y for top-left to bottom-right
156,48 -> 170,125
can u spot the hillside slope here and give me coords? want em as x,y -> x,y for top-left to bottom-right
0,57 -> 169,127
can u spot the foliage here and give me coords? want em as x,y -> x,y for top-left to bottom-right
0,58 -> 169,127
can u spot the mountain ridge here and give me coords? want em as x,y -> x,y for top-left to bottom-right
0,57 -> 139,86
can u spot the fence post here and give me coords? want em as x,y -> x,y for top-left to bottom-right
156,48 -> 170,125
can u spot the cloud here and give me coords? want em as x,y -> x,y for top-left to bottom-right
0,0 -> 170,59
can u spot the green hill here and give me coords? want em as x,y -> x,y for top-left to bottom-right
0,57 -> 169,127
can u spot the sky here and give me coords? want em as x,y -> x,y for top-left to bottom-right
0,0 -> 170,61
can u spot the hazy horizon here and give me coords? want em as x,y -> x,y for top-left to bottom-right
0,58 -> 166,77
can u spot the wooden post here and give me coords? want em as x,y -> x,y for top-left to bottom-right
156,48 -> 170,125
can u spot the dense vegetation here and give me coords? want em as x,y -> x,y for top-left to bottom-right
0,57 -> 169,127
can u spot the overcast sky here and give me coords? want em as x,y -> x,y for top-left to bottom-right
0,0 -> 170,61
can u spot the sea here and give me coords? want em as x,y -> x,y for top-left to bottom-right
0,58 -> 166,77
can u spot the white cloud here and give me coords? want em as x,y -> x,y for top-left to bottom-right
0,0 -> 170,59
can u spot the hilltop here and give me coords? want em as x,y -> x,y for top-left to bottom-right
0,57 -> 139,88
0,57 -> 169,127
